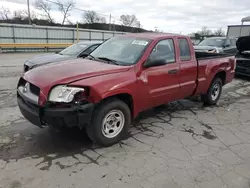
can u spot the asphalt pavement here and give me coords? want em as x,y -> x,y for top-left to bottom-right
0,53 -> 250,188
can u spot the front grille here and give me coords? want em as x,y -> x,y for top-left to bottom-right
18,78 -> 40,96
30,83 -> 40,96
17,93 -> 39,114
237,60 -> 250,68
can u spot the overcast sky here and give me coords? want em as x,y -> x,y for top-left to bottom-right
1,0 -> 249,34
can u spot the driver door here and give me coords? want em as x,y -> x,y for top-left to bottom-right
139,39 -> 180,109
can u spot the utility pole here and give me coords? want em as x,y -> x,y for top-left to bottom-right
27,0 -> 31,25
109,14 -> 111,31
76,21 -> 79,42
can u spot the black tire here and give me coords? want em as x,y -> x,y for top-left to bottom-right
86,98 -> 131,147
202,77 -> 223,105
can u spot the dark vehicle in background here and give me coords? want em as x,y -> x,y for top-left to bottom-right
235,36 -> 250,76
194,37 -> 237,54
23,41 -> 102,72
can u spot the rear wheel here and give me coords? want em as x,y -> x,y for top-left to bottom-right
86,99 -> 131,147
202,77 -> 223,105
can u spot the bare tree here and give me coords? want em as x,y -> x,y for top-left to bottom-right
198,26 -> 212,36
119,14 -> 140,27
213,28 -> 225,36
82,11 -> 106,24
0,6 -> 11,20
35,0 -> 53,22
57,0 -> 75,25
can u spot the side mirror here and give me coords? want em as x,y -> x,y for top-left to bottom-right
55,51 -> 60,54
224,44 -> 230,48
143,58 -> 166,68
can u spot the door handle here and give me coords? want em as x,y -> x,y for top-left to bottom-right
168,69 -> 178,74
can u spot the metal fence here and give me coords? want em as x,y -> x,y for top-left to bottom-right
0,23 -> 126,52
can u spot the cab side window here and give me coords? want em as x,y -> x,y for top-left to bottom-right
178,38 -> 191,61
149,39 -> 176,64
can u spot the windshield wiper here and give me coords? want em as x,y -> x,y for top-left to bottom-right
97,57 -> 119,65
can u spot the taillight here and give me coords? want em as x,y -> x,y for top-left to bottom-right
233,58 -> 236,70
229,58 -> 236,71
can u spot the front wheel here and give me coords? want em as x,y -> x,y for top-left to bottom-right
202,77 -> 223,105
86,99 -> 131,147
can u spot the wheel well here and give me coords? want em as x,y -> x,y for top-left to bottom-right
214,71 -> 226,85
104,93 -> 134,117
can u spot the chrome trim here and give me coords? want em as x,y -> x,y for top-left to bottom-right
18,82 -> 39,105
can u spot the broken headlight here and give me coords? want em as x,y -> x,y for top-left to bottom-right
48,85 -> 85,103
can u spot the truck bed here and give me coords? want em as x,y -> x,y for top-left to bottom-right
195,51 -> 235,60
195,53 -> 235,95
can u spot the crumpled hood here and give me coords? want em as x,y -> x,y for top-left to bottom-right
24,58 -> 130,92
194,45 -> 222,52
236,36 -> 250,52
25,53 -> 76,67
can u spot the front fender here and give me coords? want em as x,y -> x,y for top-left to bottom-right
69,71 -> 137,100
101,88 -> 134,99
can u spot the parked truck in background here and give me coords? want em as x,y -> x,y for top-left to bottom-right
235,36 -> 250,76
17,33 -> 236,146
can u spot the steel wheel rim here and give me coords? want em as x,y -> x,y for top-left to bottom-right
101,109 -> 125,139
211,83 -> 220,101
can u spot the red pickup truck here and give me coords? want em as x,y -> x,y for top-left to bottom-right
17,33 -> 236,146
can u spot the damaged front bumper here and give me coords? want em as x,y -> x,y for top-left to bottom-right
17,93 -> 94,128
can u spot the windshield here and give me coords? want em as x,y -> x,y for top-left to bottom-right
60,43 -> 89,56
90,36 -> 151,65
198,38 -> 226,47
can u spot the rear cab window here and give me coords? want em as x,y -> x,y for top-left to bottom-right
178,38 -> 191,61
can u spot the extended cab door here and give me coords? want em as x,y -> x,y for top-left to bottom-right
139,38 -> 180,108
177,37 -> 197,98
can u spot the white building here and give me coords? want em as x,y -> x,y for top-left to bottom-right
227,16 -> 250,37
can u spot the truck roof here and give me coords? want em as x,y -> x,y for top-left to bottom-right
124,32 -> 187,39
